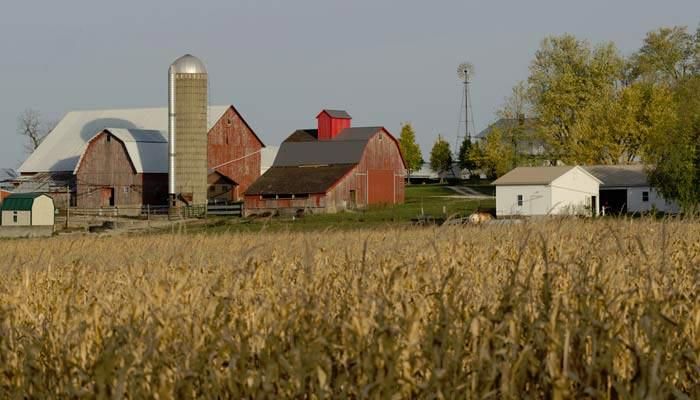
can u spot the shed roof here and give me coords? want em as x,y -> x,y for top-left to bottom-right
245,164 -> 356,195
317,109 -> 352,119
583,165 -> 649,187
19,105 -> 231,173
492,166 -> 576,186
0,192 -> 45,211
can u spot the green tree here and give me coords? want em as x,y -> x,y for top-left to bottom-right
527,34 -> 624,163
470,128 -> 515,179
631,26 -> 697,84
645,75 -> 700,207
457,136 -> 476,172
429,135 -> 452,175
398,123 -> 423,176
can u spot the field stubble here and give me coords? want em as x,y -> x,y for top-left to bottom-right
0,218 -> 698,398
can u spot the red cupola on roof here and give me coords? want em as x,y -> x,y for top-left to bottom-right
317,109 -> 351,140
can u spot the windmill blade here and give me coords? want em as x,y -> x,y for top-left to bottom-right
457,62 -> 474,81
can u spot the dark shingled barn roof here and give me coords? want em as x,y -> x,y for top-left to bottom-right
245,164 -> 356,195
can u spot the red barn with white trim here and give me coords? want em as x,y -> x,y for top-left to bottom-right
244,110 -> 405,215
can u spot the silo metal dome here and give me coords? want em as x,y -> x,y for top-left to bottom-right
169,54 -> 207,74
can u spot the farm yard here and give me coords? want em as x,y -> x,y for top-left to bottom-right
0,218 -> 697,397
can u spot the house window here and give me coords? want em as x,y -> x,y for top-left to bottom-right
517,194 -> 523,206
642,191 -> 649,202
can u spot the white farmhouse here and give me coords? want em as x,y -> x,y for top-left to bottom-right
584,165 -> 680,215
492,166 -> 601,217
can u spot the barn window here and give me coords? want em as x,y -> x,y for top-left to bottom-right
642,191 -> 649,202
123,186 -> 130,193
106,134 -> 111,142
226,118 -> 232,126
517,194 -> 523,206
12,212 -> 17,223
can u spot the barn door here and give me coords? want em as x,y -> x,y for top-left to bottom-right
101,187 -> 115,207
367,169 -> 395,204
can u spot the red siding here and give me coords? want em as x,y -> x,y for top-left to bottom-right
0,190 -> 10,204
317,112 -> 351,140
208,106 -> 264,200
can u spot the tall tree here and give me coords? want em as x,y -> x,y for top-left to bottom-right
470,127 -> 516,179
398,123 -> 423,176
631,26 -> 697,84
17,109 -> 56,153
645,75 -> 700,207
429,135 -> 452,175
457,135 -> 476,173
528,34 -> 624,163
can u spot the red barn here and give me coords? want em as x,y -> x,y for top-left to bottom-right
244,110 -> 405,215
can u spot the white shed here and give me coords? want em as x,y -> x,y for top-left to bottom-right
584,165 -> 680,215
0,193 -> 55,226
492,166 -> 601,217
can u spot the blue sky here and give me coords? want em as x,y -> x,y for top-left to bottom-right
0,0 -> 698,169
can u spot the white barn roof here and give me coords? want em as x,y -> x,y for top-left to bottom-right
19,105 -> 230,174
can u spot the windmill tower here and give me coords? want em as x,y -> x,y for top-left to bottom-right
456,62 -> 475,156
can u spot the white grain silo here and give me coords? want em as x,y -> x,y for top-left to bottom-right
168,54 -> 208,209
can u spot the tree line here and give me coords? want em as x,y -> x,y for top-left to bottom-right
399,24 -> 700,208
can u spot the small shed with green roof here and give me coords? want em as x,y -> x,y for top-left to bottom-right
0,193 -> 55,226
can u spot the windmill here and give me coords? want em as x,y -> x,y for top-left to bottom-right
456,62 -> 476,160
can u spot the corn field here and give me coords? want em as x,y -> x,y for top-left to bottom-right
0,219 -> 698,398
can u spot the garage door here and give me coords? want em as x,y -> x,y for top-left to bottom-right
368,169 -> 394,204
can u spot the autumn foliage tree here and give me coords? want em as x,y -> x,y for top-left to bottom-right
398,123 -> 423,176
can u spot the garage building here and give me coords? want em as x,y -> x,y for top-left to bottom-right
493,166 -> 601,217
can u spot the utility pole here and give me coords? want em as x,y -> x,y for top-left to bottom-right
65,185 -> 70,229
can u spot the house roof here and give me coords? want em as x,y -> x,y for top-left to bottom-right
245,164 -> 356,195
492,166 -> 576,185
317,109 -> 352,119
476,117 -> 539,139
583,165 -> 649,187
19,105 -> 231,173
0,192 -> 46,211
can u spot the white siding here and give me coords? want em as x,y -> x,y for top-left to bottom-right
1,210 -> 31,226
627,187 -> 680,214
550,167 -> 599,216
496,185 -> 551,217
31,195 -> 55,226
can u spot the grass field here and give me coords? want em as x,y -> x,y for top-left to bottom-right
180,184 -> 495,233
0,218 -> 697,397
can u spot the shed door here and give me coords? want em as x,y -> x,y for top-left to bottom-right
367,169 -> 395,204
